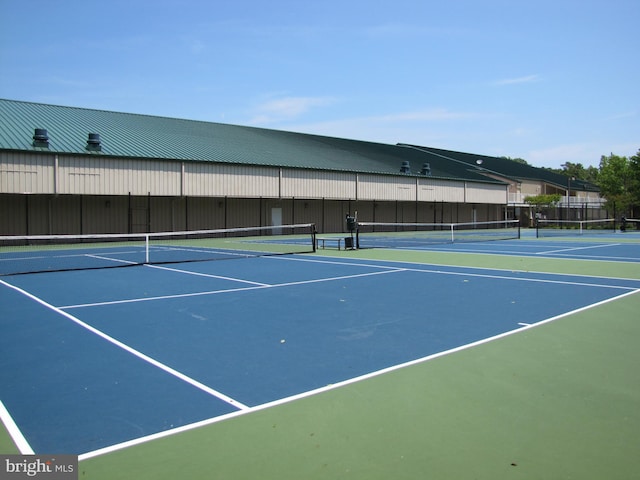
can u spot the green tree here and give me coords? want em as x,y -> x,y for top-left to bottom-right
554,162 -> 599,184
501,156 -> 529,165
628,149 -> 640,217
542,162 -> 599,184
597,153 -> 635,216
561,162 -> 586,179
524,194 -> 562,223
524,194 -> 562,210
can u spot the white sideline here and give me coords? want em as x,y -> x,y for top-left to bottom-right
77,287 -> 640,461
0,279 -> 250,413
0,400 -> 34,454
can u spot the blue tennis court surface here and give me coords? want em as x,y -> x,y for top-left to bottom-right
2,252 -> 640,455
406,233 -> 640,262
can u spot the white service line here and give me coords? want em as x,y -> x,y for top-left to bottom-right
59,268 -> 406,309
537,243 -> 621,255
0,279 -> 249,412
401,266 -> 636,290
279,254 -> 640,290
85,254 -> 137,265
145,264 -> 270,286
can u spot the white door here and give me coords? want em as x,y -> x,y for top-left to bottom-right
271,207 -> 282,234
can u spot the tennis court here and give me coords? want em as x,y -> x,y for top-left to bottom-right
404,233 -> 640,262
1,223 -> 640,479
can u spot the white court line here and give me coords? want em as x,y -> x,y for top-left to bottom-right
537,243 -> 621,255
85,254 -> 138,265
78,287 -> 640,461
58,269 -> 406,309
271,255 -> 638,291
535,252 -> 640,262
151,245 -> 249,258
0,279 -> 249,412
287,253 -> 640,284
0,400 -> 34,454
145,264 -> 270,286
401,266 -> 636,290
0,250 -> 143,263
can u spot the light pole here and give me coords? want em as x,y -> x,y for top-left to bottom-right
567,176 -> 575,220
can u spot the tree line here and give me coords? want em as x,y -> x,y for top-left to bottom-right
511,149 -> 640,218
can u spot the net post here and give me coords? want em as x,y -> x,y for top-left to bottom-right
311,225 -> 317,253
145,234 -> 150,263
450,224 -> 454,242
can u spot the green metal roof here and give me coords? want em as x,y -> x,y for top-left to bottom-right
409,145 -> 600,192
0,98 -> 506,184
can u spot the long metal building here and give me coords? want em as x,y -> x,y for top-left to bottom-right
0,99 -> 600,235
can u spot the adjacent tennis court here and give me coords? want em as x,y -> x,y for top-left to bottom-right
1,224 -> 639,479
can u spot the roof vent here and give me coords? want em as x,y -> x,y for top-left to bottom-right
32,128 -> 49,148
420,163 -> 431,176
400,160 -> 411,174
86,133 -> 102,151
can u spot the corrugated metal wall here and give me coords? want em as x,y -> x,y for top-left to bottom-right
465,182 -> 507,204
0,153 -> 53,193
357,174 -> 416,201
1,152 -> 509,204
1,151 -> 515,236
282,170 -> 356,199
59,156 -> 182,196
418,179 -> 465,202
186,163 -> 279,197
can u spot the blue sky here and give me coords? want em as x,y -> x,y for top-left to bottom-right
1,0 -> 637,168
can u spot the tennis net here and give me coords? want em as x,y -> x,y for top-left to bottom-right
621,218 -> 640,232
355,220 -> 520,249
536,218 -> 616,237
0,223 -> 316,276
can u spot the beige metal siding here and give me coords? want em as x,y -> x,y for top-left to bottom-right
58,156 -> 181,196
418,179 -> 465,202
0,153 -> 53,193
185,163 -> 279,197
465,183 -> 507,204
281,169 -> 356,199
357,174 -> 416,201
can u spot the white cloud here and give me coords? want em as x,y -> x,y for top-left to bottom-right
282,107 -> 481,129
271,108 -> 485,145
250,96 -> 337,125
492,74 -> 541,86
527,144 -> 593,168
